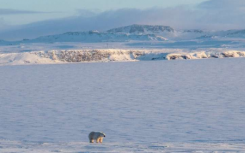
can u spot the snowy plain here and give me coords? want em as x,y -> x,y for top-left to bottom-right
1,24 -> 245,152
1,58 -> 245,152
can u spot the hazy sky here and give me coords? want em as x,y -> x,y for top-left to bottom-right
0,0 -> 207,25
1,0 -> 245,40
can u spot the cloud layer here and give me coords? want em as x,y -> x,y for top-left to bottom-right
199,0 -> 245,9
0,0 -> 245,40
0,9 -> 47,15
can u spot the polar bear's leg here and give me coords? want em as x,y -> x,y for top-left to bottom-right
96,138 -> 100,143
90,139 -> 94,143
99,137 -> 103,143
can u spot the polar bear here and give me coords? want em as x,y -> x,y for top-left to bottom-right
88,132 -> 106,143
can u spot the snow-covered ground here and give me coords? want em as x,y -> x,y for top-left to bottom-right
1,58 -> 245,152
1,24 -> 245,152
1,140 -> 245,153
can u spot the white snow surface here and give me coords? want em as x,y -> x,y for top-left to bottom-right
1,140 -> 245,153
0,59 -> 245,152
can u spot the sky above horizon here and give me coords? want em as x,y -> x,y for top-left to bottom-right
0,0 -> 245,40
0,0 -> 207,25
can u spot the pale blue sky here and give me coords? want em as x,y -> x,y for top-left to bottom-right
1,0 -> 245,40
0,0 -> 207,25
0,0 -> 207,11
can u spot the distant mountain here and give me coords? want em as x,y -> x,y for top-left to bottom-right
19,24 -> 174,43
183,30 -> 204,33
0,39 -> 9,45
24,30 -> 167,43
1,24 -> 245,44
195,29 -> 245,40
197,35 -> 218,39
107,24 -> 175,34
225,30 -> 245,38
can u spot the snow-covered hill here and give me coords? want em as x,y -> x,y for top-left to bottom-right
23,26 -> 245,43
1,49 -> 245,65
22,30 -> 168,43
195,29 -> 245,40
1,24 -> 245,45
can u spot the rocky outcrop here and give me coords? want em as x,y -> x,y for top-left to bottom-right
107,24 -> 175,34
1,50 -> 245,66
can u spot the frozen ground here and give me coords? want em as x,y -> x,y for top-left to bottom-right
0,58 -> 245,152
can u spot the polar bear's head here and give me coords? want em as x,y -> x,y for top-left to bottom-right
100,132 -> 106,137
